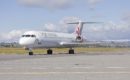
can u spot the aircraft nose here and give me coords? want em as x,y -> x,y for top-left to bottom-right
19,38 -> 35,46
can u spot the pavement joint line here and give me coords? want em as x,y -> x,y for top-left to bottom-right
0,72 -> 130,75
0,66 -> 129,70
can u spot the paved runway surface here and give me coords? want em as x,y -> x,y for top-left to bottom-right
0,53 -> 130,80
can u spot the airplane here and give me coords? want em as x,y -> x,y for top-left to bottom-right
19,21 -> 99,55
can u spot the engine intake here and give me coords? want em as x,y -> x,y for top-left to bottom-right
76,36 -> 83,42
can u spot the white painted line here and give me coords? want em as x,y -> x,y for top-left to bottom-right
106,67 -> 129,69
54,67 -> 64,69
1,66 -> 129,70
0,67 -> 13,70
0,71 -> 130,75
31,67 -> 47,70
72,66 -> 94,69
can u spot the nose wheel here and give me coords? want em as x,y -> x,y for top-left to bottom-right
29,52 -> 33,55
28,48 -> 33,55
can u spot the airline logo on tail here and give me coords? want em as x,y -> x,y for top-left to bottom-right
75,24 -> 80,36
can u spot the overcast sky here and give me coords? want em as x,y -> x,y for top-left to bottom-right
0,0 -> 130,42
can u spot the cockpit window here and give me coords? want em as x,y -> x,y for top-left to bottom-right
31,35 -> 36,37
26,35 -> 31,37
22,35 -> 36,37
22,35 -> 25,37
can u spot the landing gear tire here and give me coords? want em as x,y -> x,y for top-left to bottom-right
29,52 -> 33,55
47,49 -> 53,55
69,49 -> 74,54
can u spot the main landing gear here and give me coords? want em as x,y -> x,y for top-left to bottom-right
47,49 -> 53,55
28,48 -> 75,55
69,48 -> 75,54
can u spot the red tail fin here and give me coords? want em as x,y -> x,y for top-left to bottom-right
75,24 -> 80,36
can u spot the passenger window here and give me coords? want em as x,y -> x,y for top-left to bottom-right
31,35 -> 36,37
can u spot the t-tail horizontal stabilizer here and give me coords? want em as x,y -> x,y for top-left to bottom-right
67,21 -> 101,42
67,21 -> 101,36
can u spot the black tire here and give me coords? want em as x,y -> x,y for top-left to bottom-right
69,49 -> 74,54
29,52 -> 33,55
47,49 -> 53,55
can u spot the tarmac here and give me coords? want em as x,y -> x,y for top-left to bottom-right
0,52 -> 130,80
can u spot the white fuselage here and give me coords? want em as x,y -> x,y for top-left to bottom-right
19,31 -> 77,48
18,21 -> 99,55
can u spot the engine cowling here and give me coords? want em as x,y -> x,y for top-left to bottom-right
76,36 -> 83,42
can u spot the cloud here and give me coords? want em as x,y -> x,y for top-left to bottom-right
60,16 -> 81,32
86,0 -> 103,9
18,0 -> 103,10
41,17 -> 130,40
121,11 -> 130,23
18,0 -> 73,10
0,16 -> 80,42
60,16 -> 81,23
87,0 -> 102,5
43,23 -> 60,32
1,16 -> 130,42
83,21 -> 130,40
42,23 -> 69,32
0,30 -> 25,41
42,16 -> 81,33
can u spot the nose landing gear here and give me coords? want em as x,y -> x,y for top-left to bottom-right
28,48 -> 34,55
29,52 -> 33,55
28,48 -> 53,55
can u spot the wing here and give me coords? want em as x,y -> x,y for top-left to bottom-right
60,41 -> 101,47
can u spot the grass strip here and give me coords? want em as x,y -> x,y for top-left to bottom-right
0,48 -> 129,54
